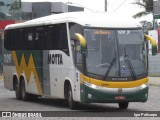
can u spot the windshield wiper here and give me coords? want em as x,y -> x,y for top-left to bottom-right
124,55 -> 137,80
104,57 -> 117,80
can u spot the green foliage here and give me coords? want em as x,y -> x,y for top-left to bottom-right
0,2 -> 4,6
133,0 -> 153,18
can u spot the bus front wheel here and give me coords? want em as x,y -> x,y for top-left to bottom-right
118,102 -> 129,109
68,86 -> 78,109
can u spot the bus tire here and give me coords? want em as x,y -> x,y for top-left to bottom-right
68,85 -> 78,109
21,80 -> 30,101
118,102 -> 129,109
15,80 -> 22,100
30,94 -> 38,101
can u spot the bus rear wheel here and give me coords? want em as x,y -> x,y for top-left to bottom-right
68,86 -> 78,109
118,102 -> 129,109
21,80 -> 30,101
15,80 -> 22,100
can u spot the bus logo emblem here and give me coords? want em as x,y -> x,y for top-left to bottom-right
118,88 -> 122,93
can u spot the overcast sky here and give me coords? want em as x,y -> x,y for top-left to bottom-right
22,0 -> 153,22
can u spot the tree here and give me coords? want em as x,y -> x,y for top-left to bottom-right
0,2 -> 4,6
0,1 -> 20,20
133,0 -> 153,18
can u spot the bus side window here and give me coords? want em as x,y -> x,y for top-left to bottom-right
58,24 -> 69,55
4,31 -> 8,50
44,24 -> 69,55
18,29 -> 24,50
36,27 -> 45,50
28,33 -> 33,41
27,28 -> 34,50
71,39 -> 76,62
45,25 -> 57,50
35,27 -> 44,50
4,30 -> 11,50
25,27 -> 40,50
35,32 -> 39,41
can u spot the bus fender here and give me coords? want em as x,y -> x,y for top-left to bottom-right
64,78 -> 75,100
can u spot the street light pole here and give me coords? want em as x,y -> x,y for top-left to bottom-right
105,0 -> 107,12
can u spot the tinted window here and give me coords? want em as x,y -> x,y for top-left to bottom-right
69,23 -> 83,40
4,23 -> 69,55
69,23 -> 83,66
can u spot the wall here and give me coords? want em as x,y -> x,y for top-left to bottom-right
149,54 -> 160,77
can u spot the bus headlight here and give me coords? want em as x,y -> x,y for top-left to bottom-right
84,81 -> 99,89
140,83 -> 148,89
91,84 -> 96,89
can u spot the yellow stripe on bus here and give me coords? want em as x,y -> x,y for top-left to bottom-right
80,74 -> 148,88
12,51 -> 43,95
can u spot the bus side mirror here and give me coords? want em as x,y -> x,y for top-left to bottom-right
145,35 -> 158,56
74,33 -> 87,74
74,33 -> 87,54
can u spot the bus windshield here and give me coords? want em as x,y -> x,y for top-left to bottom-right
84,28 -> 147,80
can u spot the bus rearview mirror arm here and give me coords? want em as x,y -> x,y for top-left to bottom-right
145,35 -> 158,56
74,33 -> 87,54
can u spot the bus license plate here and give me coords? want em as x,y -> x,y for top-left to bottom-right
115,96 -> 126,100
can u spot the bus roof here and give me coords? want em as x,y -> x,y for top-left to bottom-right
5,12 -> 142,30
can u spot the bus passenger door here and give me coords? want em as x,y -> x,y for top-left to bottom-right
73,33 -> 87,102
71,39 -> 82,101
74,70 -> 81,101
43,51 -> 51,96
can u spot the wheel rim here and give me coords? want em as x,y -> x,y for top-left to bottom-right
68,90 -> 72,106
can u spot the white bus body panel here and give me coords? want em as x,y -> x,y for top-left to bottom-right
3,66 -> 16,90
49,50 -> 80,101
27,72 -> 39,95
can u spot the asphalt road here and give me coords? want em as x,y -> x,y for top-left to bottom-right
0,80 -> 160,120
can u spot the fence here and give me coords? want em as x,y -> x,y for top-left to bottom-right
149,54 -> 160,77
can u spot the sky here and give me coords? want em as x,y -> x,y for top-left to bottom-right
22,0 -> 153,22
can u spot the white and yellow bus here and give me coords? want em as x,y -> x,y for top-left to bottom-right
3,12 -> 157,109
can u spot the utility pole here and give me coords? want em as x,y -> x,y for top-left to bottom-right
105,0 -> 107,12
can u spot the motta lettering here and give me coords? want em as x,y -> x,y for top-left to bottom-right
48,54 -> 63,65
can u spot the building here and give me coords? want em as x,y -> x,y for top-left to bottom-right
21,2 -> 84,20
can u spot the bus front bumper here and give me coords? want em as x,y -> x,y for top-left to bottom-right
80,82 -> 149,103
